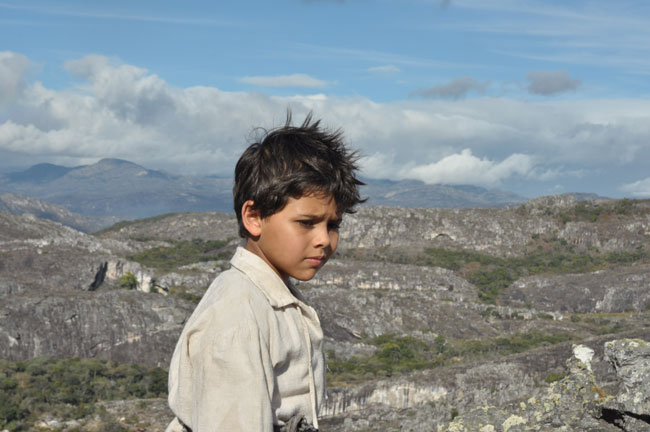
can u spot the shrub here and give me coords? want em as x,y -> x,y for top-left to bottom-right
128,239 -> 231,271
326,331 -> 575,385
169,286 -> 203,304
0,357 -> 168,430
93,213 -> 179,236
614,198 -> 634,215
545,371 -> 565,383
422,244 -> 649,304
118,272 -> 138,290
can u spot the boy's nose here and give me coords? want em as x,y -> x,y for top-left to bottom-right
313,225 -> 331,248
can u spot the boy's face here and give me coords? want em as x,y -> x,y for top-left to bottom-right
245,192 -> 341,283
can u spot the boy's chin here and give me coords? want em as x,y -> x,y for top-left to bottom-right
290,269 -> 320,282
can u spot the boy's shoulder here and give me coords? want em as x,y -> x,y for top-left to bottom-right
200,262 -> 267,310
200,247 -> 299,312
181,259 -> 272,337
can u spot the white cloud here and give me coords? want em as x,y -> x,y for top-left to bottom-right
367,65 -> 400,73
0,51 -> 30,106
240,73 -> 327,88
400,149 -> 533,185
620,177 -> 650,197
410,77 -> 489,99
527,70 -> 581,96
360,152 -> 395,176
2,52 -> 650,198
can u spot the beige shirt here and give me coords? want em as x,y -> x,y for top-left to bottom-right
167,247 -> 326,432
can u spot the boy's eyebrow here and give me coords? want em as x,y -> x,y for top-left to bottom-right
296,213 -> 342,222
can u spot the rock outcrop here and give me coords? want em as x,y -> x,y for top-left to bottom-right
502,265 -> 650,313
0,211 -> 195,366
0,290 -> 193,367
436,339 -> 650,432
603,339 -> 650,431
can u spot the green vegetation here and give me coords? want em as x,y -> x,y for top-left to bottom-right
0,357 -> 167,431
128,238 -> 231,271
169,285 -> 204,304
341,242 -> 650,304
556,198 -> 638,224
327,331 -> 575,385
93,213 -> 180,235
568,312 -> 637,335
118,272 -> 138,290
419,248 -> 503,271
544,371 -> 565,383
419,244 -> 649,304
339,199 -> 650,304
341,241 -> 650,304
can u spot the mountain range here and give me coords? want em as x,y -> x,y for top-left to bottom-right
0,158 -> 526,226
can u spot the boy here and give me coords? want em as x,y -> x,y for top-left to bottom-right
166,114 -> 365,432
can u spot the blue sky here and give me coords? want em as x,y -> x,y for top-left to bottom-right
2,0 -> 650,198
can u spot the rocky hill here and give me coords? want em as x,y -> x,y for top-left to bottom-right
1,196 -> 649,431
0,211 -> 195,367
0,193 -> 118,232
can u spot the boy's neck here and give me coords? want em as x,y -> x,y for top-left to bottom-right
244,240 -> 290,285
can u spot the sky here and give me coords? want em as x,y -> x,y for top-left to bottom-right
1,0 -> 650,198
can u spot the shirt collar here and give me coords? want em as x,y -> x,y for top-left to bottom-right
230,246 -> 304,309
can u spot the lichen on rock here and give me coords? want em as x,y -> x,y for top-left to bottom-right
602,339 -> 650,431
437,339 -> 650,432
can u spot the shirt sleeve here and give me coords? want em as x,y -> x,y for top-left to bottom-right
182,296 -> 276,432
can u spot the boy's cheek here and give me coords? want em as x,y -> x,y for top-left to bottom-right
329,233 -> 340,255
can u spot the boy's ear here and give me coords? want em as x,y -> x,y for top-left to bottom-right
241,200 -> 262,237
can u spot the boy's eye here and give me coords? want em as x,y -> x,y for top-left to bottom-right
328,221 -> 341,230
298,220 -> 315,227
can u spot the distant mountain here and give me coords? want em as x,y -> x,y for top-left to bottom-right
0,193 -> 119,232
0,159 -> 527,221
564,192 -> 611,201
6,162 -> 76,184
0,159 -> 233,219
362,178 -> 525,208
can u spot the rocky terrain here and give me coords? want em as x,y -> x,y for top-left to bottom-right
1,195 -> 649,431
436,339 -> 650,432
0,210 -> 195,367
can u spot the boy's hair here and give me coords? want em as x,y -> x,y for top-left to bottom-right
234,113 -> 365,238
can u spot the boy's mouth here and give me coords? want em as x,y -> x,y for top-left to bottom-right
305,256 -> 325,266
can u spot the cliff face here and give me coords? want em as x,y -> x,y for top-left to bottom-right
0,211 -> 194,367
502,266 -> 650,313
305,260 -> 489,341
1,291 -> 192,367
338,200 -> 650,257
